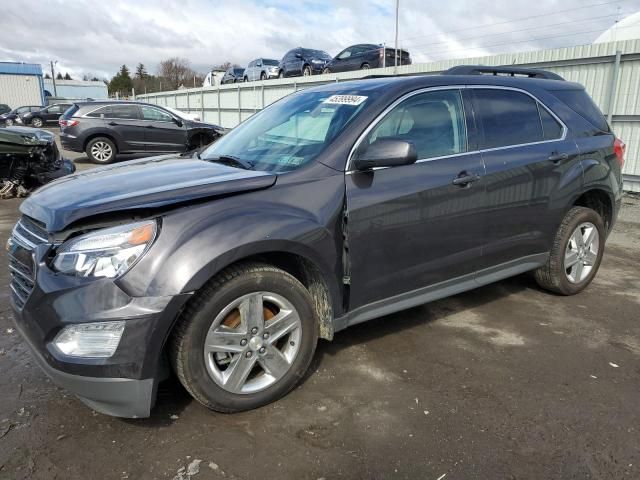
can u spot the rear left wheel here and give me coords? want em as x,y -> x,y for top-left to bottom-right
86,137 -> 116,164
170,263 -> 318,413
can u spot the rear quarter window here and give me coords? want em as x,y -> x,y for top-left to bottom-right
551,89 -> 609,132
62,105 -> 79,118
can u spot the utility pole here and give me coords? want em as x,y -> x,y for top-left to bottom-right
394,0 -> 399,72
50,60 -> 58,97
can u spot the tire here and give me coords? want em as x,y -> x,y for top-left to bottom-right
322,68 -> 331,75
31,117 -> 43,128
361,63 -> 370,70
534,206 -> 605,295
5,119 -> 13,127
303,65 -> 312,76
243,77 -> 248,82
260,72 -> 266,81
170,262 -> 319,413
278,70 -> 284,79
85,137 -> 116,164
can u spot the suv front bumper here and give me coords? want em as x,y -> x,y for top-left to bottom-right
10,241 -> 191,417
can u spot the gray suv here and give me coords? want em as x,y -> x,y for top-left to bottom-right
9,66 -> 624,418
243,58 -> 280,81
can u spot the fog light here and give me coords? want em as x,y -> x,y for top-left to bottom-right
53,321 -> 125,358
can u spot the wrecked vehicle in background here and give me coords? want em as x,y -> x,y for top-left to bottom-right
0,127 -> 75,198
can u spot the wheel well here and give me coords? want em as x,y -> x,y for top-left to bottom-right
83,133 -> 118,152
574,189 -> 613,231
361,62 -> 370,68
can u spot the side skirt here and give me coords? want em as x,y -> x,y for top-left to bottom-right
333,253 -> 549,333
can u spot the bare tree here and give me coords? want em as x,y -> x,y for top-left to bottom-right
157,57 -> 197,90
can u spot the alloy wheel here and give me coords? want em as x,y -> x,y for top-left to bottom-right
203,292 -> 302,394
564,222 -> 599,283
5,119 -> 13,126
91,141 -> 113,162
31,118 -> 43,128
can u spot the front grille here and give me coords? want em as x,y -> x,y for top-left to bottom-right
8,216 -> 49,309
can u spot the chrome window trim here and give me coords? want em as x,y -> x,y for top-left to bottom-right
81,104 -> 177,123
345,84 -> 568,173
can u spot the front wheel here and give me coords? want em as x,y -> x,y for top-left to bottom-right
260,72 -> 266,81
303,65 -> 312,76
5,119 -> 13,127
170,263 -> 319,413
535,206 -> 605,295
361,63 -> 370,70
278,70 -> 284,79
31,117 -> 43,128
322,67 -> 331,75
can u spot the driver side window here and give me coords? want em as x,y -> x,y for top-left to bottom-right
365,89 -> 467,160
338,49 -> 352,59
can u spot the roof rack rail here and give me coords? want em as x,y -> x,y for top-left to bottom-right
443,65 -> 564,81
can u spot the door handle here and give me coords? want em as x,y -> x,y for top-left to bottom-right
107,121 -> 118,126
452,172 -> 480,186
145,125 -> 156,128
548,152 -> 569,163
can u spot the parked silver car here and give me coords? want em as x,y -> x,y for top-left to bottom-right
243,58 -> 280,81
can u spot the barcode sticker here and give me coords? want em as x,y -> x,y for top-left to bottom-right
323,95 -> 368,106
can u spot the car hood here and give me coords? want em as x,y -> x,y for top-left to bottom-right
0,127 -> 54,155
20,155 -> 277,232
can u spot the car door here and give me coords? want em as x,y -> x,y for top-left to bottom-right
470,87 -> 581,270
289,50 -> 303,76
345,88 -> 486,309
140,105 -> 187,152
44,104 -> 64,123
99,104 -> 146,151
332,48 -> 352,72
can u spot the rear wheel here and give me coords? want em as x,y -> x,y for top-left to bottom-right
322,67 -> 331,75
31,117 -> 43,128
170,263 -> 318,413
278,70 -> 284,79
260,72 -> 267,81
86,137 -> 116,164
535,206 -> 605,295
361,63 -> 370,70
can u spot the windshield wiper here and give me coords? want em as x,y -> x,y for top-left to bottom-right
207,155 -> 254,170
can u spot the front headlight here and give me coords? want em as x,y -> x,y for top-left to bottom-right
52,220 -> 157,278
312,59 -> 324,64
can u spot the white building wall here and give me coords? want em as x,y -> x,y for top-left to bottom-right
0,74 -> 43,108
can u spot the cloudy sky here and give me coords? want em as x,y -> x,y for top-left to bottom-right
2,0 -> 639,80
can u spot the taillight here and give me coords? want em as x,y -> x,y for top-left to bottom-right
59,119 -> 79,127
614,137 -> 626,167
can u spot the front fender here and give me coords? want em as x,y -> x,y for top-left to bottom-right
118,197 -> 343,313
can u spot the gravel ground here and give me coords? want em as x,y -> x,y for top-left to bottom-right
0,133 -> 638,479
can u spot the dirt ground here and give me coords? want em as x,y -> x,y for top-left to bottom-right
0,134 -> 638,479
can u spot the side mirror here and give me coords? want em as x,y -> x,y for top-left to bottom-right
353,139 -> 417,170
295,53 -> 303,59
256,62 -> 262,67
173,117 -> 183,127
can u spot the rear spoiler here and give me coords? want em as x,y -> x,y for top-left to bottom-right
443,65 -> 564,81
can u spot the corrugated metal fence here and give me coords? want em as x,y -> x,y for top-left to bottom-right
137,39 -> 640,192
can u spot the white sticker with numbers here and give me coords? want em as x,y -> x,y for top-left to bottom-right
323,95 -> 368,106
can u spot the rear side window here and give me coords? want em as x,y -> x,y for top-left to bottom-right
551,89 -> 609,132
109,105 -> 141,120
539,106 -> 563,140
474,89 -> 543,149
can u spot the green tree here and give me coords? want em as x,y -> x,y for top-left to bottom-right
63,72 -> 72,80
108,64 -> 133,97
135,63 -> 148,79
56,72 -> 63,80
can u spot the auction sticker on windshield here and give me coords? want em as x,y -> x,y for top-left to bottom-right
323,95 -> 368,106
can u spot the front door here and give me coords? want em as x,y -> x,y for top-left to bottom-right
100,104 -> 146,151
140,105 -> 187,152
346,88 -> 485,309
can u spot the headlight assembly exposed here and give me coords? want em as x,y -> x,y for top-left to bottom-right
52,220 -> 157,278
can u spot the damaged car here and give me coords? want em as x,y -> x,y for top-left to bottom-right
0,127 -> 75,198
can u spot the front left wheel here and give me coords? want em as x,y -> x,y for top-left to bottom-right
30,117 -> 43,128
170,263 -> 319,413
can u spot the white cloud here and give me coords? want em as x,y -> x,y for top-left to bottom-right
1,0 -> 638,80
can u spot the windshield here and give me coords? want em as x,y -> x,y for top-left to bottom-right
201,90 -> 369,173
303,49 -> 331,59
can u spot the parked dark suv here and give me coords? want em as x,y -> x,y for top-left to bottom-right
9,66 -> 624,418
20,103 -> 73,128
58,101 -> 225,163
278,47 -> 332,77
323,43 -> 411,73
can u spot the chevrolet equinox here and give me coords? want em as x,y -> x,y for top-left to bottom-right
8,66 -> 625,417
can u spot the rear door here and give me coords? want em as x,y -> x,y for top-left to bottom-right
471,87 -> 580,270
99,104 -> 145,151
140,105 -> 187,152
346,88 -> 485,309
